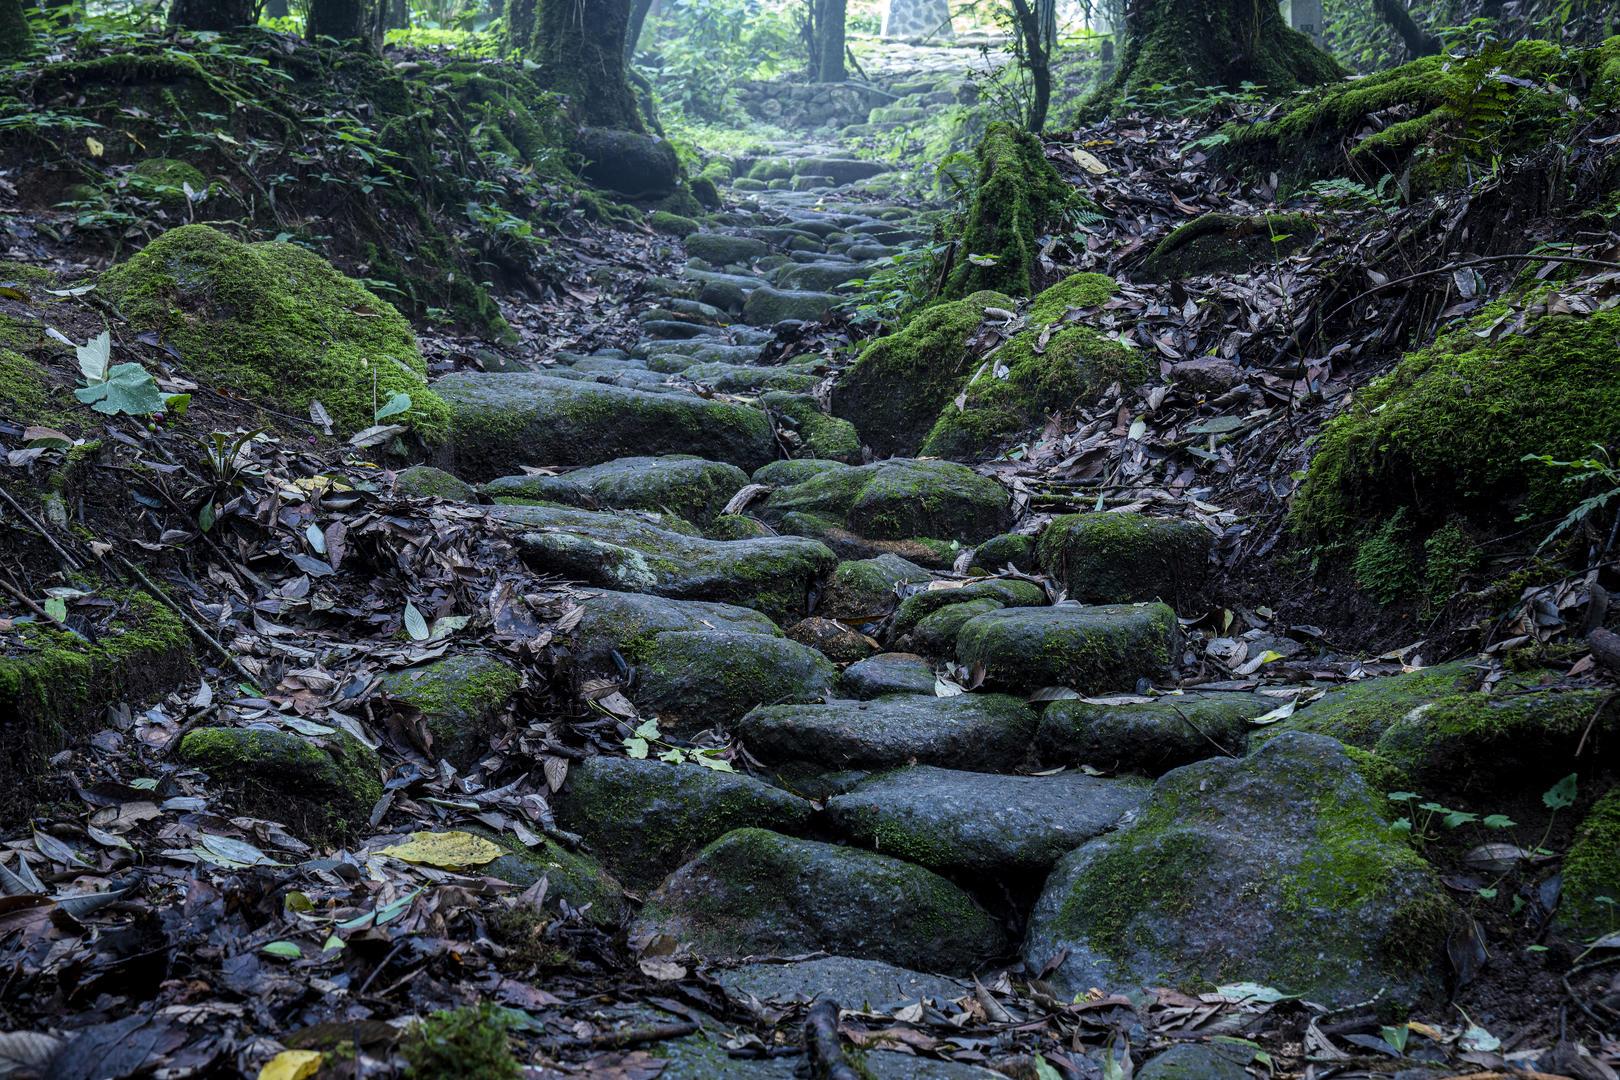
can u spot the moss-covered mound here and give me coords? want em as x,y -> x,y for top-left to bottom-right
1291,303 -> 1620,551
831,290 -> 1010,456
99,225 -> 448,440
1140,212 -> 1318,280
1560,788 -> 1620,938
378,652 -> 521,770
922,275 -> 1146,458
945,123 -> 1075,299
759,458 -> 1011,545
176,726 -> 382,839
1218,37 -> 1620,192
1036,512 -> 1212,608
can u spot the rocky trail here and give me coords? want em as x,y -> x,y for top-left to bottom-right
2,22 -> 1619,1080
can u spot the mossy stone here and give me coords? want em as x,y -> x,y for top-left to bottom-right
684,233 -> 770,266
944,123 -> 1077,299
838,653 -> 936,699
1036,513 -> 1213,609
971,532 -> 1035,573
129,158 -> 208,206
1038,692 -> 1279,774
761,391 -> 862,463
735,693 -> 1039,773
572,126 -> 679,197
1024,732 -> 1452,1008
570,590 -> 782,672
477,829 -> 627,927
1140,212 -> 1317,280
955,603 -> 1178,693
891,579 -> 1045,639
484,455 -> 748,525
1250,659 -> 1487,750
649,211 -> 701,237
176,726 -> 382,839
678,363 -> 818,395
1559,788 -> 1620,938
753,458 -> 850,486
554,756 -> 814,889
378,651 -> 520,770
705,513 -> 773,540
435,372 -> 775,481
1137,1044 -> 1252,1080
99,225 -> 448,441
634,629 -> 837,726
741,286 -> 835,327
712,956 -> 965,1013
393,465 -> 476,502
631,828 -> 1007,975
905,596 -> 1004,654
761,458 -> 1010,545
820,554 -> 934,621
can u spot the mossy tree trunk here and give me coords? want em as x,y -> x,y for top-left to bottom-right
167,0 -> 259,32
1090,0 -> 1342,113
0,0 -> 31,59
813,0 -> 845,81
306,0 -> 369,42
527,0 -> 643,132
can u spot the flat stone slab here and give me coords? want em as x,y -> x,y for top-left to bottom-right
826,765 -> 1147,876
955,603 -> 1178,692
484,454 -> 749,525
493,503 -> 836,622
761,458 -> 1010,544
632,828 -> 1006,974
839,652 -> 936,698
1037,691 -> 1279,774
713,955 -> 966,1012
571,590 -> 781,671
436,372 -> 774,479
734,693 -> 1037,772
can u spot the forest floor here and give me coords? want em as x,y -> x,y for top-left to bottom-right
1,27 -> 1619,1080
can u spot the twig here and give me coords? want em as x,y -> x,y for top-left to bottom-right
0,485 -> 84,571
804,1000 -> 861,1080
114,555 -> 257,684
1165,702 -> 1239,757
0,575 -> 51,622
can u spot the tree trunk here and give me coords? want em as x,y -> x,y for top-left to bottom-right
1372,0 -> 1439,58
814,0 -> 844,81
529,0 -> 642,131
625,0 -> 652,59
262,0 -> 288,17
306,0 -> 368,40
0,0 -> 29,58
1009,0 -> 1051,132
167,0 -> 258,32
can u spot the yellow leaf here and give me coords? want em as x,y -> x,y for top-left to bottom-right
379,830 -> 504,870
1068,147 -> 1107,175
85,136 -> 104,158
258,1049 -> 323,1080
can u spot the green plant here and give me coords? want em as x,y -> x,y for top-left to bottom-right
72,331 -> 164,416
1524,446 -> 1620,554
1389,773 -> 1577,898
620,717 -> 733,771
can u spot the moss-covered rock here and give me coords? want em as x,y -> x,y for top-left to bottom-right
493,503 -> 836,622
827,766 -> 1146,876
1559,788 -> 1620,938
1038,692 -> 1279,774
1024,732 -> 1452,1008
175,726 -> 382,838
393,465 -> 476,502
761,392 -> 862,463
436,372 -> 775,480
572,126 -> 679,197
831,291 -> 1010,456
631,828 -> 1007,974
820,555 -> 934,621
945,123 -> 1076,299
784,616 -> 877,664
1250,659 -> 1487,750
650,210 -> 701,237
554,757 -> 814,890
891,578 -> 1045,639
478,829 -> 627,927
635,629 -> 837,726
753,458 -> 850,487
705,513 -> 773,540
378,651 -> 520,770
1291,303 -> 1620,549
955,603 -> 1178,693
711,955 -> 965,1013
921,274 -> 1147,458
971,532 -> 1036,573
741,286 -> 835,327
1141,212 -> 1317,280
905,596 -> 1004,654
760,458 -> 1010,545
1372,688 -> 1616,795
0,591 -> 193,821
570,590 -> 782,672
735,693 -> 1039,773
1036,513 -> 1213,608
483,455 -> 748,525
128,157 -> 209,206
685,233 -> 770,266
99,225 -> 448,440
679,363 -> 818,394
1137,1044 -> 1252,1080
838,652 -> 936,699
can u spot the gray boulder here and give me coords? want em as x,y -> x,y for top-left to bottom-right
839,653 -> 937,698
742,286 -> 837,326
735,693 -> 1037,772
955,603 -> 1178,692
713,955 -> 965,1011
571,590 -> 781,671
483,455 -> 749,525
1038,692 -> 1280,774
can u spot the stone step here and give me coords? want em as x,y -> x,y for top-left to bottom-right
735,693 -> 1037,773
954,602 -> 1180,693
483,454 -> 749,525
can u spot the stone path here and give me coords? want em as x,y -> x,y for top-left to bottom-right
408,43 -> 1457,1075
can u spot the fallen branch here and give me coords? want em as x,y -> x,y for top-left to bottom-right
115,555 -> 259,685
804,1000 -> 861,1080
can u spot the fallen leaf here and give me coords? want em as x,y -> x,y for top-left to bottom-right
379,830 -> 504,870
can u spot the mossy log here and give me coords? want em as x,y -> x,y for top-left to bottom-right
946,122 -> 1074,300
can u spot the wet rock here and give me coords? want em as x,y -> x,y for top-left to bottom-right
753,458 -> 851,487
571,591 -> 780,671
741,286 -> 836,326
1023,732 -> 1452,1008
484,455 -> 749,525
678,363 -> 818,394
392,465 -> 475,502
970,532 -> 1036,572
1250,659 -> 1496,749
761,458 -> 1010,544
827,766 -> 1146,876
839,653 -> 936,698
786,616 -> 878,663
891,579 -> 1045,638
955,603 -> 1178,692
1038,692 -> 1279,773
905,596 -> 1004,654
175,726 -> 380,837
633,828 -> 1007,973
436,373 -> 774,479
775,260 -> 864,292
1136,1043 -> 1252,1080
377,652 -> 521,770
1168,356 -> 1245,394
554,757 -> 813,889
713,955 -> 965,1011
736,693 -> 1038,772
573,127 -> 679,196
635,629 -> 836,725
1036,513 -> 1212,608
685,233 -> 771,266
821,554 -> 934,620
492,503 -> 836,622
792,157 -> 888,183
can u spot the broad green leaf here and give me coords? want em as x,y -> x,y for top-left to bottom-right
403,600 -> 429,641
74,362 -> 165,415
43,597 -> 67,624
76,330 -> 110,382
624,737 -> 648,759
374,391 -> 412,421
261,940 -> 302,959
633,717 -> 661,740
1544,773 -> 1578,810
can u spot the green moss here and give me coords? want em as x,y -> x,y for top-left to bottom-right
393,465 -> 476,501
1561,789 -> 1620,937
649,210 -> 701,237
0,260 -> 56,287
945,123 -> 1078,299
176,725 -> 382,839
99,225 -> 448,441
402,1004 -> 521,1080
1421,520 -> 1479,607
1026,271 -> 1116,324
1343,746 -> 1410,802
1253,660 -> 1484,750
892,579 -> 1045,638
128,158 -> 208,206
762,391 -> 861,463
0,348 -> 62,425
1352,511 -> 1419,606
1035,512 -> 1211,607
1292,304 -> 1620,547
378,652 -> 520,769
972,532 -> 1035,573
477,828 -> 627,926
1141,212 -> 1317,279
